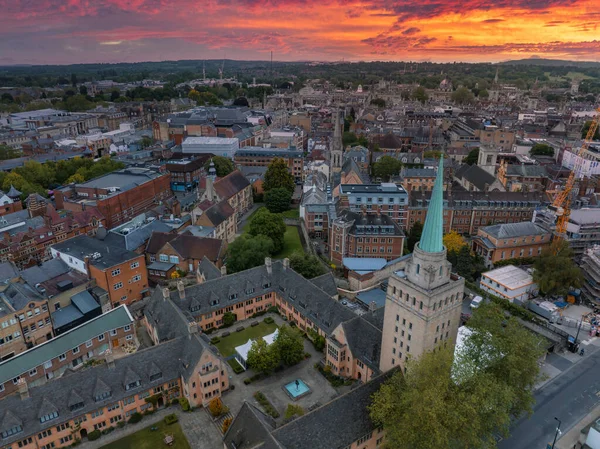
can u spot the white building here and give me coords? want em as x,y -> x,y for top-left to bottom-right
181,137 -> 239,159
479,265 -> 538,302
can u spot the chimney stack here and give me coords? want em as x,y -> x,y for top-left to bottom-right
17,378 -> 29,400
283,258 -> 289,270
265,257 -> 272,275
369,301 -> 377,312
105,350 -> 115,369
162,287 -> 170,302
220,265 -> 227,276
177,281 -> 185,300
196,266 -> 205,285
187,321 -> 198,339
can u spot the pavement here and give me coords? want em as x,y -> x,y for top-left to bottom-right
499,337 -> 600,449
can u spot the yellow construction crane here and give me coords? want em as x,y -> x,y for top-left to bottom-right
548,107 -> 600,252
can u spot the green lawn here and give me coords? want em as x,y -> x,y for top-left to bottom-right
215,321 -> 278,357
274,226 -> 303,259
100,421 -> 190,449
279,208 -> 300,219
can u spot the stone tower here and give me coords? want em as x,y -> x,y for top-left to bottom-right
477,144 -> 500,175
331,109 -> 343,173
379,156 -> 465,373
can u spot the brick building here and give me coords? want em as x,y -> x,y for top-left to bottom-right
472,222 -> 551,267
55,168 -> 174,229
165,156 -> 210,192
407,190 -> 547,236
50,236 -> 148,307
338,183 -> 409,229
400,168 -> 436,193
329,210 -> 405,266
193,200 -> 237,243
0,186 -> 23,217
497,161 -> 549,193
234,148 -> 304,181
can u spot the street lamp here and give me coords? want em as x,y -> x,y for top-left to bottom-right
551,417 -> 562,449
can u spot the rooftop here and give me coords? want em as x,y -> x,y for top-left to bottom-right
51,235 -> 141,270
482,265 -> 534,290
480,222 -> 548,239
71,168 -> 163,192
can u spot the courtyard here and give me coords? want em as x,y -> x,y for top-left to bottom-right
214,320 -> 278,357
99,421 -> 190,449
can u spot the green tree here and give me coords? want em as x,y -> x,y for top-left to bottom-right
79,85 -> 88,96
412,86 -> 428,104
289,252 -> 326,279
205,156 -> 234,178
406,221 -> 423,252
0,145 -> 21,161
582,120 -> 600,140
248,209 -> 286,254
533,241 -> 583,296
455,245 -> 476,282
451,86 -> 475,104
222,312 -> 236,327
530,143 -> 554,157
274,325 -> 304,366
464,148 -> 479,165
66,173 -> 85,184
225,235 -> 274,273
478,89 -> 489,99
1,93 -> 14,103
246,338 -> 279,375
187,89 -> 201,103
370,98 -> 386,107
343,132 -> 359,147
265,188 -> 292,213
263,158 -> 295,193
372,155 -> 402,181
110,90 -> 120,101
140,136 -> 153,149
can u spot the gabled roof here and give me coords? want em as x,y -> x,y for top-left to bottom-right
480,221 -> 548,239
310,272 -> 338,297
37,397 -> 58,419
122,366 -> 141,387
0,410 -> 22,433
67,389 -> 84,408
197,256 -> 222,281
505,164 -> 548,178
455,164 -> 497,191
167,234 -> 224,262
145,232 -> 178,254
341,309 -> 384,372
203,200 -> 235,227
214,170 -> 250,200
93,377 -> 111,399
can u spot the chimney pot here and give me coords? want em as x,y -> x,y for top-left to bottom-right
162,287 -> 170,301
177,281 -> 185,300
105,350 -> 115,369
17,378 -> 29,400
283,258 -> 289,270
220,265 -> 227,276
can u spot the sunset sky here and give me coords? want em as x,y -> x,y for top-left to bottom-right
0,0 -> 598,65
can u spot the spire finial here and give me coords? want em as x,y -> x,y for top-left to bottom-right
418,156 -> 444,253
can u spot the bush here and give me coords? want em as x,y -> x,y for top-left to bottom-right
87,430 -> 101,441
127,412 -> 143,424
267,306 -> 279,314
208,397 -> 227,417
284,404 -> 305,420
210,336 -> 221,344
309,329 -> 326,352
253,391 -> 280,418
164,414 -> 178,425
117,421 -> 125,428
178,397 -> 191,412
316,363 -> 346,387
232,364 -> 244,374
244,378 -> 252,385
264,317 -> 274,324
250,373 -> 262,382
222,312 -> 236,328
171,399 -> 179,405
304,352 -> 311,359
222,417 -> 233,434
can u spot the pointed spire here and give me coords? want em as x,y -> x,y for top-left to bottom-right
418,156 -> 444,253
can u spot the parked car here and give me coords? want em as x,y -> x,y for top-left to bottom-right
470,296 -> 483,309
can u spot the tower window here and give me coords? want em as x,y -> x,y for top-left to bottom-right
416,264 -> 420,274
439,266 -> 443,276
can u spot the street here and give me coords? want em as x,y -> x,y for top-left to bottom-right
499,342 -> 600,449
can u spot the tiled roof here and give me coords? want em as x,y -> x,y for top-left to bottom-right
480,222 -> 548,239
310,272 -> 338,298
214,170 -> 250,200
167,234 -> 224,262
341,308 -> 384,372
145,232 -> 178,254
203,200 -> 235,227
197,256 -> 222,281
505,164 -> 548,177
455,164 -> 497,191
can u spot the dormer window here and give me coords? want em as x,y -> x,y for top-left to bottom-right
125,380 -> 141,391
150,372 -> 162,382
210,299 -> 219,306
246,288 -> 254,295
69,402 -> 84,412
94,391 -> 111,402
263,282 -> 271,289
1,425 -> 22,438
228,293 -> 237,300
39,411 -> 59,423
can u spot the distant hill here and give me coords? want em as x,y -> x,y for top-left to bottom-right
500,58 -> 600,68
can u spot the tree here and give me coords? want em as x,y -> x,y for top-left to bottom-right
79,85 -> 88,96
451,87 -> 475,104
343,132 -> 359,147
140,136 -> 153,149
233,97 -> 249,107
70,73 -> 77,87
582,120 -> 600,140
0,93 -> 14,104
110,90 -> 120,101
455,245 -> 477,282
370,98 -> 386,107
443,231 -> 467,254
274,325 -> 305,366
530,143 -> 554,157
289,252 -> 326,279
226,235 -> 274,273
412,86 -> 428,104
248,209 -> 286,254
0,144 -> 21,161
187,89 -> 201,103
205,156 -> 234,178
370,302 -> 545,449
265,188 -> 292,213
478,89 -> 489,99
372,155 -> 402,181
464,148 -> 479,165
246,338 -> 279,374
406,221 -> 423,252
66,173 -> 85,184
263,158 -> 295,193
222,312 -> 236,327
533,241 -> 583,296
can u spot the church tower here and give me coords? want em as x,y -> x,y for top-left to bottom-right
379,156 -> 464,373
331,109 -> 343,173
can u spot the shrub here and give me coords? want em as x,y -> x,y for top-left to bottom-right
164,414 -> 178,425
127,412 -> 143,424
222,417 -> 233,434
143,409 -> 155,416
210,337 -> 221,344
171,399 -> 179,405
222,312 -> 236,328
284,404 -> 305,420
117,421 -> 125,428
87,430 -> 101,441
264,317 -> 274,324
253,391 -> 280,418
178,397 -> 191,412
208,397 -> 226,417
232,364 -> 244,374
304,352 -> 311,359
230,385 -> 235,391
244,378 -> 252,385
316,363 -> 346,387
250,373 -> 262,382
267,306 -> 279,314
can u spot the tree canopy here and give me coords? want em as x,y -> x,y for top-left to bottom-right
372,155 -> 402,181
0,145 -> 22,161
247,338 -> 279,375
464,148 -> 479,165
263,158 -> 295,193
289,252 -> 326,279
273,325 -> 305,366
247,208 -> 286,254
406,221 -> 423,252
370,302 -> 545,449
443,231 -> 467,254
265,188 -> 292,213
529,143 -> 554,157
451,87 -> 475,104
225,234 -> 274,273
204,156 -> 234,178
412,86 -> 428,104
533,241 -> 583,296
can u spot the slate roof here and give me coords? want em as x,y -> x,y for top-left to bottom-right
310,272 -> 338,298
505,164 -> 548,178
197,256 -> 222,281
145,232 -> 178,254
0,262 -> 19,282
270,370 -> 395,449
214,170 -> 250,200
0,333 -> 213,446
203,200 -> 235,227
454,164 -> 497,191
165,234 -> 224,262
335,210 -> 404,237
0,282 -> 42,312
20,259 -> 70,286
379,132 -> 403,149
148,260 -> 355,337
480,222 -> 548,239
105,220 -> 172,251
51,235 -> 141,270
341,308 -> 384,372
224,402 -> 280,449
0,306 -> 133,385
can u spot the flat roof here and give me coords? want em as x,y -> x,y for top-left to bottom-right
482,265 -> 534,290
182,137 -> 238,145
75,168 -> 161,191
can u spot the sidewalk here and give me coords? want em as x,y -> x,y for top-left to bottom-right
555,403 -> 600,449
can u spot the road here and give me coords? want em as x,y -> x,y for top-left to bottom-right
499,343 -> 600,449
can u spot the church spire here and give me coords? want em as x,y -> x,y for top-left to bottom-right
418,156 -> 444,253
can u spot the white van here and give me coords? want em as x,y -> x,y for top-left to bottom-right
470,296 -> 483,309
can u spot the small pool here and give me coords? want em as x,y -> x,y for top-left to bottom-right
283,379 -> 311,400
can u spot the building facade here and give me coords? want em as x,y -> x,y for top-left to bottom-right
234,148 -> 304,181
338,183 -> 409,229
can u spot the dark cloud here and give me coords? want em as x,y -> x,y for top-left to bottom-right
362,33 -> 437,51
402,27 -> 421,35
482,18 -> 504,23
